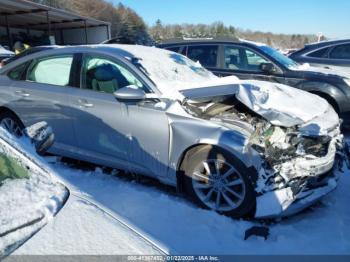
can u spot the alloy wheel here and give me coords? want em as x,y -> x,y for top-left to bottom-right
0,117 -> 23,137
192,159 -> 246,212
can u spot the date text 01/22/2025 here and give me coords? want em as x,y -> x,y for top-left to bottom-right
127,255 -> 220,261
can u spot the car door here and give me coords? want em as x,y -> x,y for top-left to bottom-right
7,54 -> 78,155
219,45 -> 275,81
70,53 -> 170,177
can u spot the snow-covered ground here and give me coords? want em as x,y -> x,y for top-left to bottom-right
13,153 -> 350,255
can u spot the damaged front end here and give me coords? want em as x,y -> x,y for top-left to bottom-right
183,95 -> 346,219
249,119 -> 345,218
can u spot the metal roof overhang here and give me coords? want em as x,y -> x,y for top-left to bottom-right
0,0 -> 110,30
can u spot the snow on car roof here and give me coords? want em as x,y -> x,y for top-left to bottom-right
238,38 -> 267,47
100,44 -> 241,99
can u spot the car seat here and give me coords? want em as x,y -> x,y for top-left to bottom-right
230,55 -> 240,69
89,63 -> 129,93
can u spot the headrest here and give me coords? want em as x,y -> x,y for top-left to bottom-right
93,64 -> 118,82
229,55 -> 238,63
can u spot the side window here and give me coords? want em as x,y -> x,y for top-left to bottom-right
8,62 -> 29,80
307,47 -> 330,58
187,45 -> 218,67
244,49 -> 268,70
329,44 -> 350,59
27,55 -> 73,86
81,55 -> 147,94
166,46 -> 181,53
224,46 -> 268,71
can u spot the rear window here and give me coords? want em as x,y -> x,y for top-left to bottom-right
187,45 -> 218,67
166,46 -> 181,53
329,44 -> 350,59
7,62 -> 28,80
307,47 -> 330,58
27,55 -> 73,86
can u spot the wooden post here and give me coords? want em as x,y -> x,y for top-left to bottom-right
84,20 -> 88,44
5,15 -> 13,50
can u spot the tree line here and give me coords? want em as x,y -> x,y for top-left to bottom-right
32,0 -> 320,49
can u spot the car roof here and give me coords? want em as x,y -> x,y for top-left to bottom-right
158,37 -> 241,46
305,39 -> 350,49
16,44 -> 175,62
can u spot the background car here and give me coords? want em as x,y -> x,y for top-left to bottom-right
0,45 -> 14,68
289,39 -> 350,70
0,44 -> 344,219
0,122 -> 68,259
0,46 -> 58,67
0,123 -> 164,257
158,38 -> 350,127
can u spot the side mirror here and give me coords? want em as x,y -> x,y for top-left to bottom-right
113,86 -> 146,102
24,122 -> 55,155
259,62 -> 275,73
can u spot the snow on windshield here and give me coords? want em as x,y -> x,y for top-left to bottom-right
0,129 -> 67,258
113,45 -> 223,95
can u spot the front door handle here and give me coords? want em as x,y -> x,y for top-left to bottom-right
78,99 -> 94,108
15,90 -> 30,97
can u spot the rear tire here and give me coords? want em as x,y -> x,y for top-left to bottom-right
0,111 -> 24,137
181,145 -> 256,218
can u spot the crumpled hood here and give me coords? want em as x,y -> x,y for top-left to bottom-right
179,78 -> 340,135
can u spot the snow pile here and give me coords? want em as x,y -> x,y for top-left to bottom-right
15,194 -> 163,255
15,158 -> 350,255
0,130 -> 68,258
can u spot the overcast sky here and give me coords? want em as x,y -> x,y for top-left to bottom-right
111,0 -> 350,39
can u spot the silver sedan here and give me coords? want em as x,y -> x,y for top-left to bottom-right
0,44 -> 345,218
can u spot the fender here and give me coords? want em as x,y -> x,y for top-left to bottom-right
159,112 -> 262,187
296,81 -> 347,112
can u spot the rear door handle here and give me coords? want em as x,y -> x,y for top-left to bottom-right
15,90 -> 30,97
78,99 -> 94,108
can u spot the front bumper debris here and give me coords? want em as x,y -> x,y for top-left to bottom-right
255,136 -> 344,219
255,174 -> 338,219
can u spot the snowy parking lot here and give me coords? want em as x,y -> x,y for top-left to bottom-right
13,143 -> 350,255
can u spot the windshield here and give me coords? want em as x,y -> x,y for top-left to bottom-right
116,45 -> 220,93
260,45 -> 299,69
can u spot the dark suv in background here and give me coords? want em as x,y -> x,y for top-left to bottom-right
158,38 -> 350,126
289,39 -> 350,70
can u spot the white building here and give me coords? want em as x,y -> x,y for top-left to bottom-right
0,0 -> 111,50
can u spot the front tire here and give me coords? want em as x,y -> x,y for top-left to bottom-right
181,146 -> 256,218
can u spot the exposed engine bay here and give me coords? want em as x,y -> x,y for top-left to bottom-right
183,94 -> 346,201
